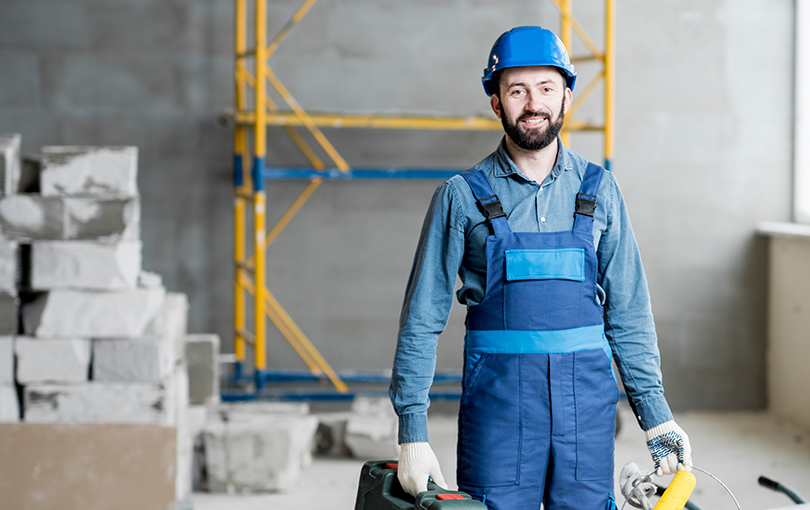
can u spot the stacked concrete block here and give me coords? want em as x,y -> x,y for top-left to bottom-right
202,410 -> 319,492
0,134 -> 21,196
344,396 -> 400,460
15,337 -> 90,384
41,146 -> 138,198
0,292 -> 18,335
0,195 -> 65,241
22,287 -> 165,338
0,240 -> 19,292
64,197 -> 140,242
31,240 -> 141,290
0,337 -> 16,422
23,382 -> 172,423
186,334 -> 220,405
93,336 -> 173,382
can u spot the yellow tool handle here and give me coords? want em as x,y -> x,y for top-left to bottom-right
653,470 -> 697,510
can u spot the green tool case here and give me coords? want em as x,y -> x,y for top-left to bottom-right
354,460 -> 487,510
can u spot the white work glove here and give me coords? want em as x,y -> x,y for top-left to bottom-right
397,442 -> 447,497
644,420 -> 692,476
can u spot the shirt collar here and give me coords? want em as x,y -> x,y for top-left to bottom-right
493,137 -> 573,184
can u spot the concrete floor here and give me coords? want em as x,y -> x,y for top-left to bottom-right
191,401 -> 810,510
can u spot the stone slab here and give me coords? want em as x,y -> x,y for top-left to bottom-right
23,382 -> 173,424
0,134 -> 21,196
0,195 -> 64,241
344,396 -> 400,460
40,146 -> 138,198
0,384 -> 18,422
186,333 -> 220,405
0,336 -> 12,385
0,423 -> 176,510
64,197 -> 139,242
0,240 -> 19,293
0,292 -> 18,336
15,337 -> 90,384
31,240 -> 141,290
22,287 -> 165,338
93,337 -> 173,382
202,411 -> 318,492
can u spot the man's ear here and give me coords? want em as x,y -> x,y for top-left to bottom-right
562,87 -> 573,114
490,93 -> 502,119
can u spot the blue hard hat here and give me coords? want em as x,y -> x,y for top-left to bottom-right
482,26 -> 577,96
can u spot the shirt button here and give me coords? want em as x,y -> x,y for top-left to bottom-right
541,217 -> 546,223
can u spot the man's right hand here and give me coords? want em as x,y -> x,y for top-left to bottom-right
397,442 -> 447,497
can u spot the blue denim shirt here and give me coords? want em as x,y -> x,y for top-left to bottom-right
389,138 -> 674,444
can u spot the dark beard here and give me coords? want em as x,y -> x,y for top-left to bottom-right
500,97 -> 566,151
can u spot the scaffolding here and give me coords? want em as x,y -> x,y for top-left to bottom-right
227,0 -> 614,398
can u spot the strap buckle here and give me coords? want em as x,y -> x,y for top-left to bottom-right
477,195 -> 506,219
575,193 -> 597,217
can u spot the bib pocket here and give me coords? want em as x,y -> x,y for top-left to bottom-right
503,248 -> 586,331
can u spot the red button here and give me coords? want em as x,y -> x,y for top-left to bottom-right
385,463 -> 398,469
436,494 -> 465,500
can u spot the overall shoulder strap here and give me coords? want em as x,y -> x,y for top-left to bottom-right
460,168 -> 511,235
573,162 -> 605,232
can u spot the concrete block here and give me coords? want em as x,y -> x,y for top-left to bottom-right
0,240 -> 19,293
344,396 -> 400,460
202,411 -> 319,492
0,195 -> 64,241
173,365 -> 192,501
0,134 -> 21,197
64,197 -> 139,242
41,146 -> 138,198
0,292 -> 18,335
22,287 -> 165,338
0,385 -> 18,422
93,337 -> 173,382
0,337 -> 12,385
15,337 -> 91,384
189,404 -> 208,491
31,240 -> 141,290
0,423 -> 176,509
23,382 -> 172,423
144,292 -> 188,365
313,411 -> 352,456
186,333 -> 220,405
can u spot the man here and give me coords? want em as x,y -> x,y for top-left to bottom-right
389,26 -> 692,510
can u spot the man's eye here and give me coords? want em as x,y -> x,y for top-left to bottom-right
512,90 -> 526,97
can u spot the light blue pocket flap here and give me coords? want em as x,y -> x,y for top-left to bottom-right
505,248 -> 585,281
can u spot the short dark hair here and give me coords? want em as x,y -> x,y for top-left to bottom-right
490,67 -> 569,98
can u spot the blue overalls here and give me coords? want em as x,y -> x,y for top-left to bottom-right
455,163 -> 620,510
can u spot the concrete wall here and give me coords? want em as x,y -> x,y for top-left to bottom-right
764,232 -> 810,429
0,0 -> 794,411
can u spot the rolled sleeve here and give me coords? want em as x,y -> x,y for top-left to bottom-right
597,173 -> 673,431
389,179 -> 466,443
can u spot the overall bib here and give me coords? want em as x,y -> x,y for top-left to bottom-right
456,163 -> 619,510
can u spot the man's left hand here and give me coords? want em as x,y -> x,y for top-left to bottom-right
644,420 -> 692,476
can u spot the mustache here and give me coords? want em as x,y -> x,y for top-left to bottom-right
518,110 -> 552,122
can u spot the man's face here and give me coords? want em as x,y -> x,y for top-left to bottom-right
491,66 -> 571,152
